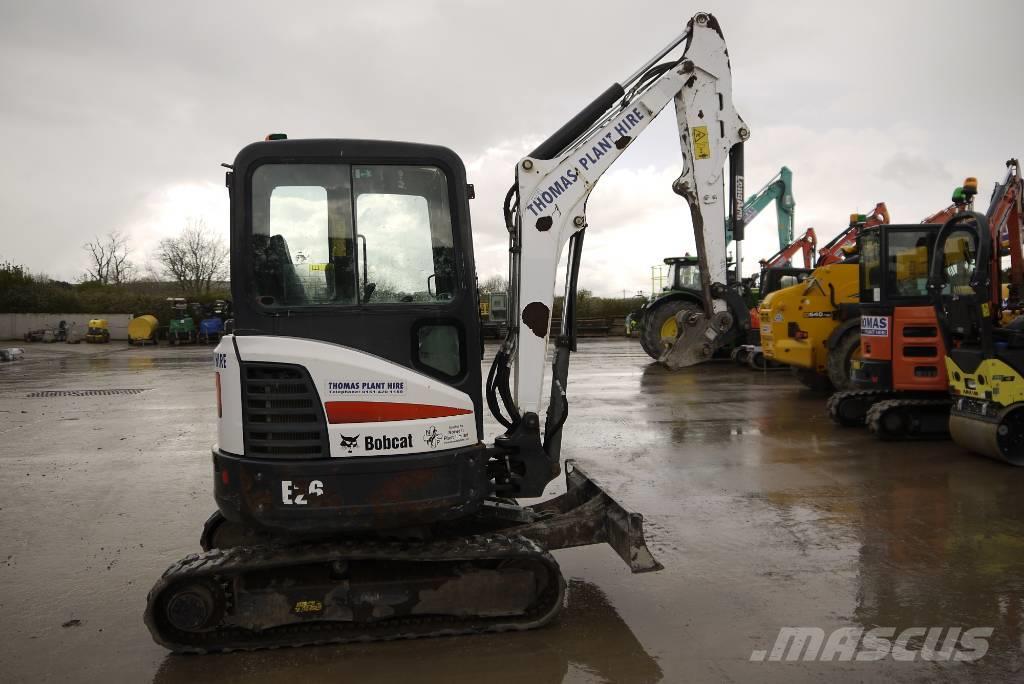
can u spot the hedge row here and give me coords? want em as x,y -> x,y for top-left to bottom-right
0,266 -> 229,314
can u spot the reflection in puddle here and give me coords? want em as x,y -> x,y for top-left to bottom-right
755,450 -> 1024,673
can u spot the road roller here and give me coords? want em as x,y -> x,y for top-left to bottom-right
928,184 -> 1024,465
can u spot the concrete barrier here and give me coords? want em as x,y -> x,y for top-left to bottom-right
0,313 -> 135,340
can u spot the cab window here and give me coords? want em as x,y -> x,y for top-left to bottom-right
250,163 -> 457,307
886,230 -> 933,298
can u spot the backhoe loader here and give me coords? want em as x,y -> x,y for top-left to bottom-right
758,204 -> 891,390
146,12 -> 747,652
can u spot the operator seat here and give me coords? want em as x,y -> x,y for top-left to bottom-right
251,233 -> 306,306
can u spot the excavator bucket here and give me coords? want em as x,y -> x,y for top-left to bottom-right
516,461 -> 663,573
657,308 -> 734,370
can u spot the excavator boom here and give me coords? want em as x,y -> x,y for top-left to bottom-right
816,202 -> 890,266
501,12 -> 748,422
736,166 -> 795,246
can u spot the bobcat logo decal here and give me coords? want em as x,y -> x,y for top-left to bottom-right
339,434 -> 360,453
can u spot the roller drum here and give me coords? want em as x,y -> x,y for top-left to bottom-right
950,405 -> 1024,466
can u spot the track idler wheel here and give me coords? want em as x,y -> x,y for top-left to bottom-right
827,390 -> 890,427
161,579 -> 225,633
878,408 -> 907,438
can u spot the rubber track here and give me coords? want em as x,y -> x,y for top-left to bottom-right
145,534 -> 564,654
866,398 -> 952,440
827,390 -> 895,426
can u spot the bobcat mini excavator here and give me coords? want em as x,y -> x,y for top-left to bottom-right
145,12 -> 746,652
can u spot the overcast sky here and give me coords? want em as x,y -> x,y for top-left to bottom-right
2,0 -> 1022,297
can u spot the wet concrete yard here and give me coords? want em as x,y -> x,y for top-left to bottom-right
1,338 -> 1022,682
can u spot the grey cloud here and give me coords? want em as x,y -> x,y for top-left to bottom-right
0,0 -> 1021,296
878,153 -> 953,190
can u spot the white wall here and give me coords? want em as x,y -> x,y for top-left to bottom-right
0,314 -> 135,340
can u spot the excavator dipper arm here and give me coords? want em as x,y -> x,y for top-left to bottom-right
493,13 -> 748,454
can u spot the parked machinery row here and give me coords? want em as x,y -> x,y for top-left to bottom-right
126,299 -> 234,345
746,160 -> 1024,461
19,303 -> 233,347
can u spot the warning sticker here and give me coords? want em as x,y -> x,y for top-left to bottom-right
861,315 -> 889,337
692,126 -> 711,160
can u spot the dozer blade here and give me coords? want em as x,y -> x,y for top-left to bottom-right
517,460 -> 663,573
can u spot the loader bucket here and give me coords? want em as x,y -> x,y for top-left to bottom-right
517,461 -> 663,573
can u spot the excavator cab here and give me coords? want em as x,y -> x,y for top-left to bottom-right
666,255 -> 702,290
853,223 -> 946,392
757,266 -> 812,299
216,139 -> 492,535
236,139 -> 483,410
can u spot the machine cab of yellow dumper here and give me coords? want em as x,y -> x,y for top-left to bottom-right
757,259 -> 861,388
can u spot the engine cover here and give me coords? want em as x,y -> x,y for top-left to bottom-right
215,335 -> 479,459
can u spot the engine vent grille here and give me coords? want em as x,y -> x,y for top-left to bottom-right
241,362 -> 328,458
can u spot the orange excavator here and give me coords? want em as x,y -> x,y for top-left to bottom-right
759,227 -> 818,273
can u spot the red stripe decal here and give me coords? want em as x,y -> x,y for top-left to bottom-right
324,401 -> 472,424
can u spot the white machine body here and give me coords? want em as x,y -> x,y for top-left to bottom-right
214,335 -> 477,458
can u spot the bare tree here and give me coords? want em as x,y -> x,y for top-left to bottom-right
83,230 -> 135,284
479,274 -> 509,294
156,218 -> 229,295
